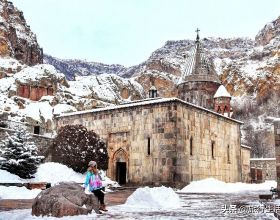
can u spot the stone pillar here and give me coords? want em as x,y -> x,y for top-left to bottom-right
17,84 -> 24,97
30,87 -> 38,101
23,85 -> 30,98
274,120 -> 280,195
47,87 -> 53,96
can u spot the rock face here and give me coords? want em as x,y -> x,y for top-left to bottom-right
255,16 -> 280,46
32,182 -> 99,217
0,0 -> 43,66
14,64 -> 68,101
44,54 -> 126,80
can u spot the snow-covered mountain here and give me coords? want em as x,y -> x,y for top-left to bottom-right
44,54 -> 127,80
0,0 -> 279,157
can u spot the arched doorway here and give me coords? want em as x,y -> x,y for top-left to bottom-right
112,148 -> 128,185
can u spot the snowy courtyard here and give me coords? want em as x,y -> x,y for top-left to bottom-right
0,190 -> 278,220
0,163 -> 279,220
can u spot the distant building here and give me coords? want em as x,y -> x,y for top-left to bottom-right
250,157 -> 276,182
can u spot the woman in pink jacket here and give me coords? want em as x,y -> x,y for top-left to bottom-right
84,161 -> 107,212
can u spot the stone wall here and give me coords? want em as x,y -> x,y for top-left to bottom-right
176,103 -> 242,184
0,127 -> 53,159
56,99 -> 243,186
250,158 -> 276,181
177,81 -> 221,109
241,146 -> 251,183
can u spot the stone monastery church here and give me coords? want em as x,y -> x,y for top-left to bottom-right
56,32 -> 250,187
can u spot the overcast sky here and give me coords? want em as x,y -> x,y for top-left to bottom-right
11,0 -> 280,66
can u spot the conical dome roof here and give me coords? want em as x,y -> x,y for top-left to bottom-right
178,30 -> 221,84
214,85 -> 231,98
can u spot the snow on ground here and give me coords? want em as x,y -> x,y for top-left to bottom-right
0,162 -> 117,199
0,209 -> 97,220
180,178 -> 276,193
0,186 -> 41,200
119,186 -> 181,210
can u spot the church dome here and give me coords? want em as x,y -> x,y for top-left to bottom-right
177,29 -> 221,110
178,29 -> 221,84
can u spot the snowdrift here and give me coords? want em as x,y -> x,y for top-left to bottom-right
122,186 -> 181,209
180,178 -> 276,193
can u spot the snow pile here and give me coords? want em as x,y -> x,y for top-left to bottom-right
98,170 -> 119,187
181,178 -> 276,193
123,186 -> 181,209
32,162 -> 85,184
0,167 -> 43,200
0,186 -> 41,199
0,169 -> 23,183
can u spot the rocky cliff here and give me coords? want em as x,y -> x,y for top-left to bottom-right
0,0 -> 42,66
44,54 -> 126,80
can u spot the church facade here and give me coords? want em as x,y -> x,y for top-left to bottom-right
55,32 -> 250,187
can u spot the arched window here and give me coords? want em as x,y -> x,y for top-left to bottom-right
227,145 -> 230,163
211,141 -> 215,159
147,137 -> 151,155
190,136 -> 193,156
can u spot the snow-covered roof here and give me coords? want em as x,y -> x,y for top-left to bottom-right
214,85 -> 231,98
57,97 -> 243,124
250,158 -> 275,161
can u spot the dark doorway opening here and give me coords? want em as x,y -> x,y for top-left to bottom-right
34,126 -> 40,135
116,162 -> 126,185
